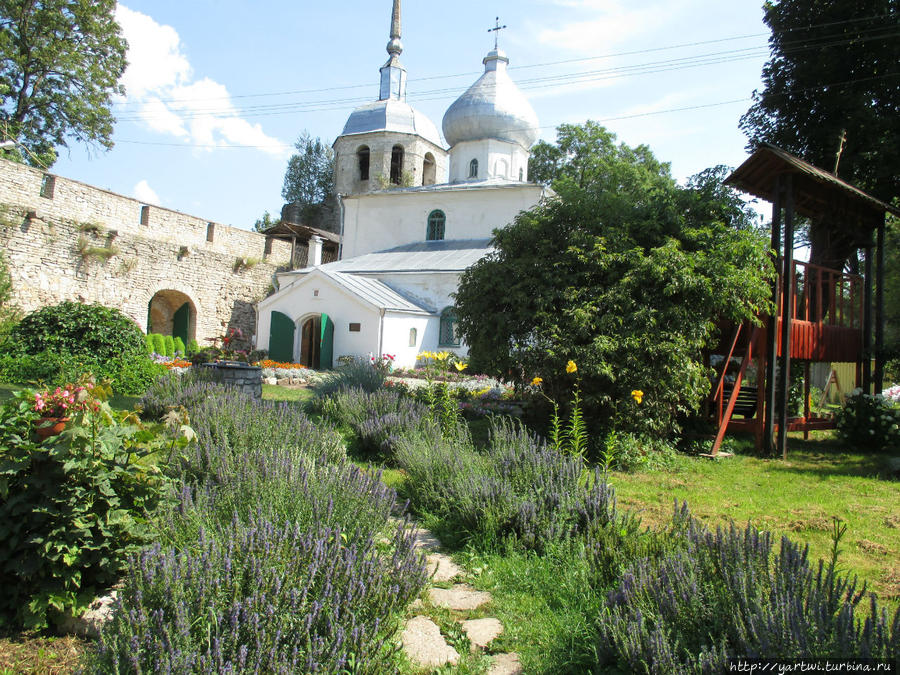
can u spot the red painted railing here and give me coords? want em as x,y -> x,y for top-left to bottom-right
777,259 -> 863,329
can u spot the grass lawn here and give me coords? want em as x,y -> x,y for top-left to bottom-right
609,434 -> 900,607
262,382 -> 315,405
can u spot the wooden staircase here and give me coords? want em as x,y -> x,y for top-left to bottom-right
710,322 -> 761,456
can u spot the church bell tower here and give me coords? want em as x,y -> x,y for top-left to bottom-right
332,0 -> 448,196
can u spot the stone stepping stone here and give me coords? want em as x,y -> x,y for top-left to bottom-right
426,553 -> 462,582
428,584 -> 492,611
411,529 -> 442,551
461,617 -> 503,650
401,616 -> 459,668
488,652 -> 523,675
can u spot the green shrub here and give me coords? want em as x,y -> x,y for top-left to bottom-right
2,302 -> 160,395
0,250 -> 21,350
172,336 -> 185,356
163,335 -> 175,358
143,333 -> 154,354
835,391 -> 900,452
7,301 -> 145,363
0,383 -> 182,628
150,333 -> 166,356
186,338 -> 200,356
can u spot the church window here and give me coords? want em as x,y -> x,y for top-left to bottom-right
426,210 -> 445,241
422,153 -> 436,186
140,205 -> 150,226
206,222 -> 215,242
390,145 -> 404,184
409,327 -> 417,347
357,146 -> 370,180
519,167 -> 524,181
468,158 -> 478,179
439,308 -> 460,347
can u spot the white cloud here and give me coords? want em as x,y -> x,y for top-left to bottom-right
536,0 -> 683,53
133,179 -> 160,204
115,4 -> 286,156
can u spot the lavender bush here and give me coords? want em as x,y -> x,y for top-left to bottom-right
320,387 -> 429,459
87,509 -> 427,673
84,375 -> 428,672
395,417 -> 638,551
596,503 -> 900,672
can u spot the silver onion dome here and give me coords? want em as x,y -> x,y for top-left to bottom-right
341,99 -> 444,148
442,48 -> 539,150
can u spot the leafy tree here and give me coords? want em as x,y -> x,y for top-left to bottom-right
281,132 -> 334,205
253,210 -> 277,232
740,0 -> 899,269
0,0 -> 127,168
455,122 -> 772,437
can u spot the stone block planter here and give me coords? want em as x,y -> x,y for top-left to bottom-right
199,361 -> 262,399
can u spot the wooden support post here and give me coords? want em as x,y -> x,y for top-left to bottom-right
764,176 -> 783,455
863,239 -> 874,393
777,174 -> 794,459
874,217 -> 885,393
803,361 -> 811,441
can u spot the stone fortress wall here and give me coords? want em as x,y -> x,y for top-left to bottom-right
0,157 -> 293,346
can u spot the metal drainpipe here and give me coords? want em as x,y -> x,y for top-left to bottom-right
337,193 -> 345,260
377,308 -> 385,358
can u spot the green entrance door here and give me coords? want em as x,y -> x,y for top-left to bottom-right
319,313 -> 334,369
172,303 -> 190,345
269,311 -> 295,363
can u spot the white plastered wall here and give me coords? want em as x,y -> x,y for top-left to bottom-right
257,271 -> 381,368
341,184 -> 544,258
447,138 -> 530,183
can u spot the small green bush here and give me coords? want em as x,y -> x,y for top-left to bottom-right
150,333 -> 166,356
172,336 -> 185,356
312,358 -> 385,397
186,338 -> 200,356
835,391 -> 900,452
163,335 -> 175,358
143,333 -> 155,354
0,383 -> 181,628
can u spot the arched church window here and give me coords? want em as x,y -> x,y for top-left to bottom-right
357,146 -> 370,181
426,210 -> 445,241
519,167 -> 524,181
422,153 -> 436,186
390,145 -> 404,184
439,307 -> 460,347
409,327 -> 417,347
468,158 -> 478,179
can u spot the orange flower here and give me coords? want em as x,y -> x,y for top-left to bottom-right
531,376 -> 543,386
631,389 -> 644,404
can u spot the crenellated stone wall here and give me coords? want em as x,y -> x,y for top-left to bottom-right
0,157 -> 293,346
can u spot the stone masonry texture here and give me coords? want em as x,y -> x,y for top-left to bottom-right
0,158 -> 293,346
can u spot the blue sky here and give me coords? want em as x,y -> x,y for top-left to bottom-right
51,0 -> 773,230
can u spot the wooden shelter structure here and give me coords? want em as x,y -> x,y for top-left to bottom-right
262,220 -> 341,270
709,144 -> 897,457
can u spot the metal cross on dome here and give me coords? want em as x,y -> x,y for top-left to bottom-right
488,17 -> 507,50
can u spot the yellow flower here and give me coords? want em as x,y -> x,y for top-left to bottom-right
531,376 -> 543,386
631,389 -> 644,404
435,352 -> 450,361
454,362 -> 468,371
566,360 -> 577,374
417,351 -> 432,360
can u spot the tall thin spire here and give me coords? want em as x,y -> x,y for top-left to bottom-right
379,0 -> 407,101
389,0 -> 402,53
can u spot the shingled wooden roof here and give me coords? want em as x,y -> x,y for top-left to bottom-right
725,143 -> 898,226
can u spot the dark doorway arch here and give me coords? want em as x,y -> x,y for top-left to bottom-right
147,290 -> 196,343
299,313 -> 335,369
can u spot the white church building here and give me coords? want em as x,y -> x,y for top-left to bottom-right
256,1 -> 550,370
